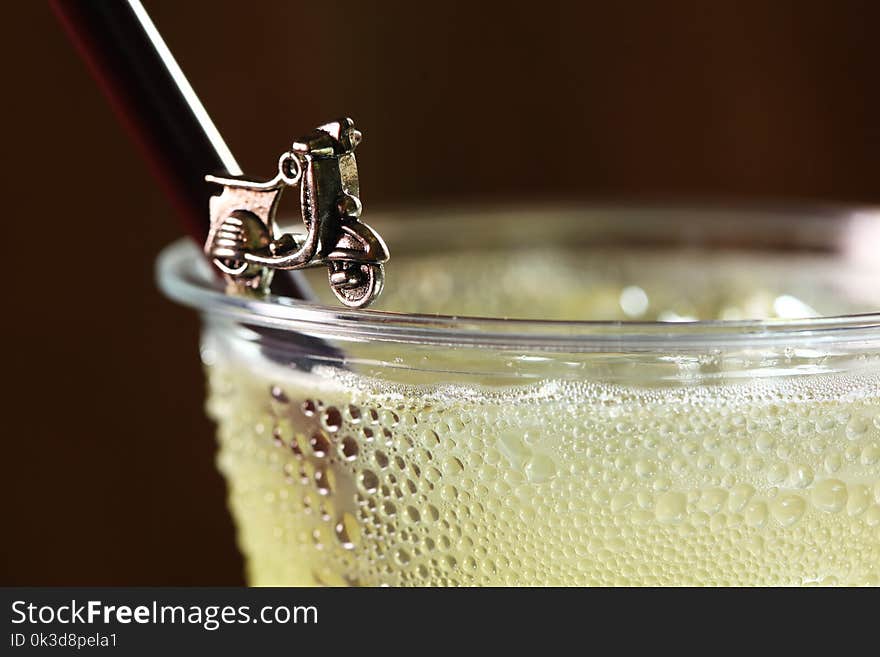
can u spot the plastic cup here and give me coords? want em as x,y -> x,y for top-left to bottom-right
158,205 -> 880,586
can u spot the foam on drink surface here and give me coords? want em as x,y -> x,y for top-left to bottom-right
204,248 -> 880,585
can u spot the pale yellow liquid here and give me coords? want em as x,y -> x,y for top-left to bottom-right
205,248 -> 880,586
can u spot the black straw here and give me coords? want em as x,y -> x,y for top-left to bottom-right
50,0 -> 311,299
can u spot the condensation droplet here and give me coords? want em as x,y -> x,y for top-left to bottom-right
847,484 -> 871,517
358,469 -> 379,494
812,479 -> 848,513
728,483 -> 755,513
655,491 -> 687,524
323,406 -> 343,432
525,453 -> 556,483
770,494 -> 806,527
309,430 -> 331,458
270,386 -> 289,404
339,436 -> 359,461
744,501 -> 768,528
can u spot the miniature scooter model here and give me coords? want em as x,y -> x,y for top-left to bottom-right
204,118 -> 389,308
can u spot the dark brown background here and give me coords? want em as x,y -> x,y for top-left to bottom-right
4,0 -> 880,584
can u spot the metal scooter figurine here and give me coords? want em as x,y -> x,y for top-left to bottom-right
204,118 -> 389,308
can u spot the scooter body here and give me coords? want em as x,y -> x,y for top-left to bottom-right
204,118 -> 389,307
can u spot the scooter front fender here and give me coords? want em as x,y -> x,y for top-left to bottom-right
323,218 -> 390,264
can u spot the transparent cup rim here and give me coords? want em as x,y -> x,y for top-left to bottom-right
156,202 -> 880,352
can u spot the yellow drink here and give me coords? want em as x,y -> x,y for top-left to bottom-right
208,354 -> 880,586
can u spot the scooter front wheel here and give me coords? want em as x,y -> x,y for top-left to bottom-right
328,262 -> 385,308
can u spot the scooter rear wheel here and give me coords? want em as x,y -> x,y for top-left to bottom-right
328,262 -> 385,309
